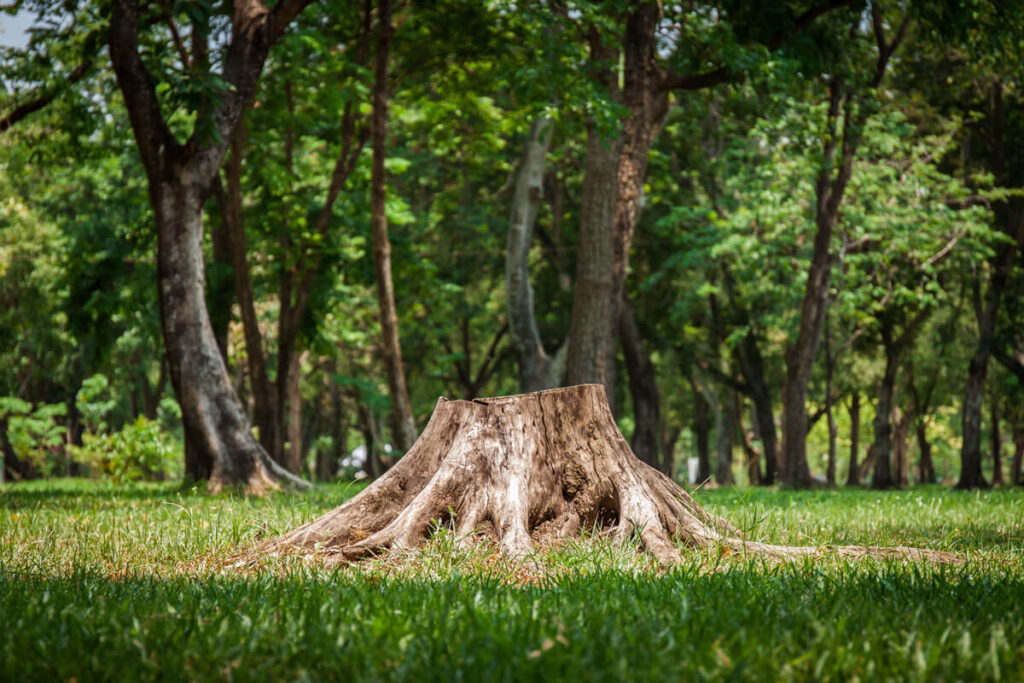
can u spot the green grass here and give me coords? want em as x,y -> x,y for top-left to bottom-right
2,479 -> 1022,681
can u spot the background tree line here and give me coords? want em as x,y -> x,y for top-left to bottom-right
2,0 -> 1023,490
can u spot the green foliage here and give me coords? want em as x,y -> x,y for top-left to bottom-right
0,397 -> 66,474
70,417 -> 182,484
75,374 -> 115,434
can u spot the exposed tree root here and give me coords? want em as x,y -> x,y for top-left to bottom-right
269,385 -> 960,566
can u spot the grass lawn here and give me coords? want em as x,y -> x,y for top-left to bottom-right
1,479 -> 1022,680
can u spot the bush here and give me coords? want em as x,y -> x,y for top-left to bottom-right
0,397 -> 67,476
71,416 -> 181,483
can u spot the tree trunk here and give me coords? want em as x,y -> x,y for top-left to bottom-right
565,127 -> 621,407
271,385 -> 960,567
285,349 -> 306,475
714,390 -> 736,486
824,323 -> 837,487
691,377 -> 712,484
217,125 -> 283,462
108,0 -> 314,492
320,363 -> 346,481
893,406 -> 911,487
846,392 -> 861,486
916,420 -> 935,484
1012,419 -> 1024,486
991,389 -> 1004,486
661,425 -> 682,479
506,116 -> 559,392
738,398 -> 762,486
959,203 -> 1023,488
737,332 -> 777,484
155,182 -> 304,492
958,350 -> 992,489
870,354 -> 898,489
619,295 -> 662,470
370,0 -> 416,453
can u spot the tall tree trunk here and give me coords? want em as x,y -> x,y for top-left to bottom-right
1012,417 -> 1024,486
714,390 -> 735,486
506,116 -> 560,392
370,0 -> 416,453
893,406 -> 911,487
285,349 -> 306,474
780,13 -> 909,487
846,392 -> 861,486
991,389 -> 1004,486
661,425 -> 681,479
738,398 -> 762,485
216,125 -> 283,462
824,322 -> 837,487
153,182 -> 302,492
959,182 -> 1024,487
318,366 -> 344,481
619,295 -> 662,470
916,420 -> 935,484
780,85 -> 851,490
737,331 -> 777,485
565,127 -> 621,406
960,350 -> 993,489
691,377 -> 712,484
870,351 -> 898,490
109,0 -> 314,494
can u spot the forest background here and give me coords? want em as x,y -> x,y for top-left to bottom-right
2,0 -> 1024,493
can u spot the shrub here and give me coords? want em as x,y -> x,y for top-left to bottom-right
71,416 -> 181,483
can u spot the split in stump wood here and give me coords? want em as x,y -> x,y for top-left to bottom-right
271,384 -> 958,566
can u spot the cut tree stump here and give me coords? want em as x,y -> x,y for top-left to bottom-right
272,384 -> 959,566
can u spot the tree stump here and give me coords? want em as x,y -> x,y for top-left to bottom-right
273,384 -> 958,566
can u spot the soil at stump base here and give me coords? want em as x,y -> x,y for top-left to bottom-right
272,384 -> 959,566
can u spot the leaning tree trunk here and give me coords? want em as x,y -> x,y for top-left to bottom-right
271,385 -> 958,566
155,182 -> 305,493
506,116 -> 560,393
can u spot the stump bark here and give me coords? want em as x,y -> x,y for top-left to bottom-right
274,385 -> 957,565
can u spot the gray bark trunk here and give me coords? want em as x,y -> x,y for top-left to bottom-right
565,127 -> 621,407
506,116 -> 561,392
155,182 -> 305,492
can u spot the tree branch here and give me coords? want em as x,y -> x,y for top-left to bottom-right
0,60 -> 94,133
